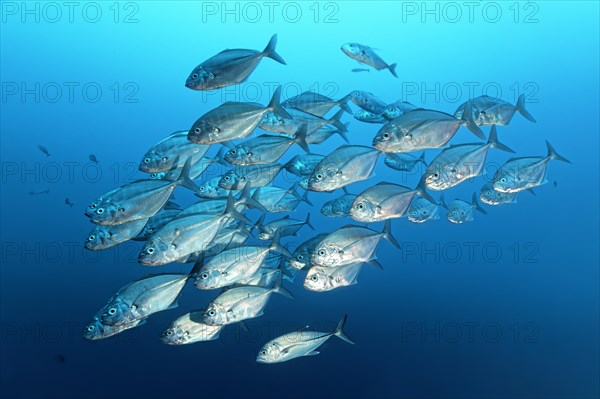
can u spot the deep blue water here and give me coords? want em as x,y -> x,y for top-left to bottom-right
1,2 -> 599,398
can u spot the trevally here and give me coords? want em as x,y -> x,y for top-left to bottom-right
341,42 -> 398,77
454,94 -> 536,126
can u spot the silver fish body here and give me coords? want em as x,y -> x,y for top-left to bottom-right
454,94 -> 536,126
85,218 -> 148,250
304,263 -> 363,292
321,193 -> 356,217
161,311 -> 223,345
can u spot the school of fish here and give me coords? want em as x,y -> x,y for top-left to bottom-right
82,34 -> 570,363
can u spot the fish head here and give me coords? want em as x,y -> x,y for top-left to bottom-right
447,205 -> 467,224
89,201 -> 120,224
185,67 -> 214,90
304,268 -> 329,291
85,197 -> 104,217
320,202 -> 334,217
372,124 -> 405,151
218,171 -> 242,190
349,197 -> 378,222
138,151 -> 167,173
224,146 -> 254,166
312,242 -> 342,267
256,341 -> 283,363
383,105 -> 401,119
138,238 -> 172,266
492,170 -> 515,193
100,298 -> 130,326
480,185 -> 500,205
84,226 -> 111,251
424,164 -> 452,191
83,317 -> 106,340
160,325 -> 187,345
349,90 -> 367,106
308,164 -> 339,192
188,119 -> 222,144
202,303 -> 226,326
195,268 -> 222,290
341,43 -> 361,57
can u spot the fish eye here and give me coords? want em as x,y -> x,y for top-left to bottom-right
486,191 -> 491,195
433,173 -> 439,178
199,186 -> 205,191
192,73 -> 198,79
96,208 -> 104,214
214,128 -> 220,133
247,152 -> 253,156
297,255 -> 304,260
500,178 -> 507,183
382,133 -> 390,139
224,176 -> 230,180
147,247 -> 155,254
230,150 -> 236,154
151,173 -> 157,178
161,157 -> 168,162
357,203 -> 364,209
311,275 -> 318,281
201,273 -> 209,279
318,250 -> 325,256
88,235 -> 95,241
118,207 -> 125,212
195,127 -> 201,133
108,308 -> 116,315
261,349 -> 267,355
87,326 -> 94,332
208,310 -> 216,317
90,203 -> 97,209
316,174 -> 323,179
166,330 -> 173,336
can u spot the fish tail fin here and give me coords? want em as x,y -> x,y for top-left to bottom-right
334,315 -> 355,344
527,188 -> 537,196
417,151 -> 427,165
269,231 -> 292,257
253,213 -> 266,234
262,33 -> 286,65
272,274 -> 294,299
328,109 -> 348,133
463,101 -> 485,139
438,194 -> 448,209
214,147 -> 230,165
224,192 -> 250,223
293,124 -> 310,153
268,86 -> 292,119
367,259 -> 384,270
304,213 -> 315,231
163,200 -> 181,210
416,178 -> 437,204
516,94 -> 536,122
301,189 -> 313,207
336,123 -> 351,143
239,184 -> 266,212
382,219 -> 400,249
388,63 -> 398,78
189,258 -> 204,279
472,192 -> 487,214
487,125 -> 515,153
178,157 -> 200,192
337,93 -> 353,114
546,141 -> 571,164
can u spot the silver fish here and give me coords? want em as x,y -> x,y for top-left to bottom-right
284,153 -> 325,176
341,42 -> 398,77
353,109 -> 387,124
201,277 -> 293,326
195,238 -> 288,289
454,94 -> 536,126
282,90 -> 352,117
134,209 -> 182,241
493,141 -> 570,193
259,108 -> 346,136
99,273 -> 190,326
384,152 -> 426,172
446,193 -> 487,224
161,311 -> 223,345
86,159 -> 197,225
372,107 -> 484,153
424,126 -> 514,191
288,233 -> 328,270
251,184 -> 311,213
185,34 -> 286,91
321,193 -> 356,218
256,315 -> 354,363
312,220 -> 399,267
180,223 -> 251,264
308,145 -> 381,192
224,126 -> 309,166
83,317 -> 146,340
139,196 -> 248,266
188,86 -> 291,144
382,101 -> 418,120
349,90 -> 388,114
304,263 -> 363,292
85,218 -> 148,250
196,176 -> 237,199
149,157 -> 218,182
479,183 -> 518,205
139,131 -> 210,173
305,124 -> 349,144
350,181 -> 434,222
179,186 -> 261,216
219,163 -> 284,190
407,195 -> 445,223
255,214 -> 314,240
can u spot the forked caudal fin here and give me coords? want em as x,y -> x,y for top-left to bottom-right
293,124 -> 310,153
388,63 -> 398,78
271,274 -> 294,299
267,86 -> 292,119
463,101 -> 485,140
334,315 -> 355,345
269,231 -> 292,257
487,125 -> 515,153
516,94 -> 536,123
262,34 -> 286,65
224,193 -> 251,223
328,109 -> 348,133
304,213 -> 315,231
177,157 -> 200,192
546,141 -> 572,164
381,219 -> 400,249
415,178 -> 437,205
